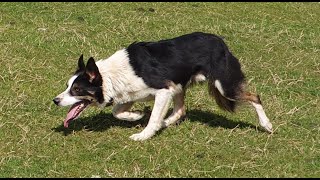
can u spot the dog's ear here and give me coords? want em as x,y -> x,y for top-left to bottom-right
85,57 -> 102,86
77,54 -> 85,72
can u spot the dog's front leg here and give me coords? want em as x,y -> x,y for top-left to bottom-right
129,89 -> 172,141
112,102 -> 145,121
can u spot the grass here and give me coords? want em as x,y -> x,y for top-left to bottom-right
0,2 -> 319,178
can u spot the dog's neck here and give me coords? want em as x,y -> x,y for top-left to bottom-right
96,48 -> 154,105
96,49 -> 131,105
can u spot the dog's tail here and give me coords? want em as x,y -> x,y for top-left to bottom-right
208,82 -> 237,112
207,36 -> 246,112
203,34 -> 273,133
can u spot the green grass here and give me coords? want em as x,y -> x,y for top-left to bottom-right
0,2 -> 319,177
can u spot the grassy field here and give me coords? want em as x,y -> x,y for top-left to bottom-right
0,2 -> 319,178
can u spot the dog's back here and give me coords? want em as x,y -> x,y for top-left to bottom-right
127,32 -> 245,112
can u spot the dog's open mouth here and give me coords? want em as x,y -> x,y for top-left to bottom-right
64,100 -> 91,128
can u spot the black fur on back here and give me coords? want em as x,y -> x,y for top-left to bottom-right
126,32 -> 246,112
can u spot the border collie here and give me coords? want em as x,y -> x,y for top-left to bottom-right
53,32 -> 273,141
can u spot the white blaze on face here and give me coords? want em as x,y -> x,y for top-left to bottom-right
56,75 -> 81,106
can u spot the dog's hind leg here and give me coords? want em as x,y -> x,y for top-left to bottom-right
163,91 -> 186,127
130,89 -> 173,141
240,92 -> 273,133
112,102 -> 145,121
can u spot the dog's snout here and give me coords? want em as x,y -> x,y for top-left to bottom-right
53,97 -> 61,105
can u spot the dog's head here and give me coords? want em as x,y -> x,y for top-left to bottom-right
53,55 -> 105,128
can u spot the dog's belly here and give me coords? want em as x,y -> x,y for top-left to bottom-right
114,88 -> 157,104
136,94 -> 154,102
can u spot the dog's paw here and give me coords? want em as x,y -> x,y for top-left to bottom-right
130,111 -> 145,121
114,111 -> 145,121
261,121 -> 273,133
129,131 -> 154,141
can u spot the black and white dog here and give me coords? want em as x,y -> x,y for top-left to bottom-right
53,32 -> 273,141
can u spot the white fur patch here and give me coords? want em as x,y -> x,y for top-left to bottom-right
251,102 -> 273,133
214,79 -> 237,101
56,75 -> 81,106
95,49 -> 157,106
194,74 -> 206,82
214,80 -> 224,95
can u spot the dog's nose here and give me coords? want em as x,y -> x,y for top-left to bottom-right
53,97 -> 61,105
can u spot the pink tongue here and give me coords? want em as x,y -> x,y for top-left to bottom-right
64,103 -> 82,128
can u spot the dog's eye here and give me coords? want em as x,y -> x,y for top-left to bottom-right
74,87 -> 80,92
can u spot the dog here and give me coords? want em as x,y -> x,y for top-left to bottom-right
53,32 -> 273,141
